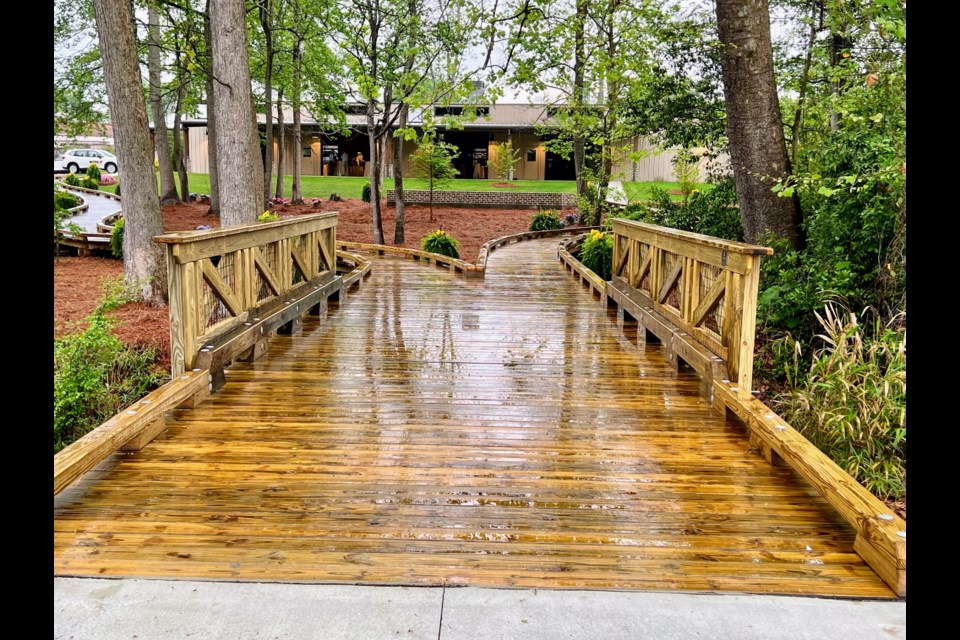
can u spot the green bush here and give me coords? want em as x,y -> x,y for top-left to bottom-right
529,209 -> 562,231
110,217 -> 124,258
361,183 -> 371,203
775,305 -> 906,500
85,162 -> 102,183
55,190 -> 79,211
612,177 -> 742,241
421,229 -> 459,259
579,229 -> 613,280
54,282 -> 166,453
80,175 -> 100,191
63,173 -> 82,187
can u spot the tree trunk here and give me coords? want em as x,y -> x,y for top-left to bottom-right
148,6 -> 179,204
275,90 -> 284,199
210,0 -> 262,226
204,3 -> 220,215
259,1 -> 274,209
292,41 -> 303,204
173,90 -> 189,201
92,0 -> 166,304
367,116 -> 385,244
572,0 -> 588,201
393,104 -> 408,244
715,0 -> 802,247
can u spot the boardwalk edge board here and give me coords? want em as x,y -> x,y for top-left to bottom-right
53,369 -> 210,496
558,228 -> 906,597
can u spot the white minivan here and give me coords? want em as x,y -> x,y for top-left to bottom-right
54,149 -> 119,174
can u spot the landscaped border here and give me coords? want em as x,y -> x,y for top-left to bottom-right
385,189 -> 577,209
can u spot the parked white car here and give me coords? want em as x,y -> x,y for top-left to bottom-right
54,149 -> 118,175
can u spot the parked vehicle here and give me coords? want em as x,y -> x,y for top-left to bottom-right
54,149 -> 118,174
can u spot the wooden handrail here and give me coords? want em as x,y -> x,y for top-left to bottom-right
610,219 -> 771,399
155,213 -> 338,375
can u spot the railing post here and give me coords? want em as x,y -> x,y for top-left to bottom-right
737,255 -> 762,399
166,248 -> 186,377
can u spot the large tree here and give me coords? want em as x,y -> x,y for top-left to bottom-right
209,0 -> 263,225
715,0 -> 802,247
92,0 -> 167,304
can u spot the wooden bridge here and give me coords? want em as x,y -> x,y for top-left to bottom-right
53,215 -> 904,599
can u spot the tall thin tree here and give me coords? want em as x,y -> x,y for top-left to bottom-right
149,5 -> 180,204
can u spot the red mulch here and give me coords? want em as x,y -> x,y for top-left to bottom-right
54,198 -> 570,370
53,257 -> 171,370
161,199 -> 575,264
489,182 -> 517,188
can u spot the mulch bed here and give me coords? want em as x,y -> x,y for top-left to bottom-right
55,198 -> 573,371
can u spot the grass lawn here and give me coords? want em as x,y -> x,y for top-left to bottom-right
621,181 -> 716,203
101,173 -> 706,202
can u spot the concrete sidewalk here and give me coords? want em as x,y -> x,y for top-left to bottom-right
54,578 -> 905,640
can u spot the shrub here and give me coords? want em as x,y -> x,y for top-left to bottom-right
579,229 -> 613,280
85,162 -> 102,183
775,305 -> 906,500
64,172 -> 82,187
673,153 -> 700,201
55,191 -> 79,211
54,280 -> 166,453
110,217 -> 124,258
529,209 -> 562,231
99,174 -> 117,186
259,211 -> 280,222
563,213 -> 581,227
610,177 -> 742,242
421,229 -> 459,259
80,175 -> 100,191
361,183 -> 371,203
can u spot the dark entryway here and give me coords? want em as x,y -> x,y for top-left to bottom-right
436,131 -> 490,179
545,150 -> 576,180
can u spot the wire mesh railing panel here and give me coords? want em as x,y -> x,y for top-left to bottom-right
201,252 -> 237,329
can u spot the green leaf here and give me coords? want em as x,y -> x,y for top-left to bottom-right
817,186 -> 836,197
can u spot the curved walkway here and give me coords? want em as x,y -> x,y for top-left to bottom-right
53,238 -> 893,598
62,188 -> 121,233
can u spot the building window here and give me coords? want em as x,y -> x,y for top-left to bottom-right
302,146 -> 312,157
526,148 -> 537,162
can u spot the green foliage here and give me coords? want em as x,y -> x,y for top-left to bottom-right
259,210 -> 280,222
53,277 -> 166,453
673,153 -> 700,201
55,190 -> 79,211
420,229 -> 459,259
85,162 -> 101,183
80,175 -> 100,190
611,177 -> 743,241
529,209 -> 562,232
489,140 -> 519,180
361,183 -> 371,203
776,305 -> 906,500
63,173 -> 82,187
579,229 -> 613,281
410,137 -> 459,188
110,217 -> 124,259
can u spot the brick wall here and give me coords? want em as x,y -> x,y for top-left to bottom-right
385,190 -> 577,209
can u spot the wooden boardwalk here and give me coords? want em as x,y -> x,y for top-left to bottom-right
53,238 -> 895,597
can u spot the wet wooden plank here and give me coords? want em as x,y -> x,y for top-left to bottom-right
53,240 -> 894,598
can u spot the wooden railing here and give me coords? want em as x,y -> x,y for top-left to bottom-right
610,219 -> 772,399
156,213 -> 338,375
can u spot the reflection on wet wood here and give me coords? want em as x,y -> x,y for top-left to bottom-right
53,239 -> 894,598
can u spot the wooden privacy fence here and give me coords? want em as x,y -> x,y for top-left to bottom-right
610,219 -> 772,399
156,213 -> 338,376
